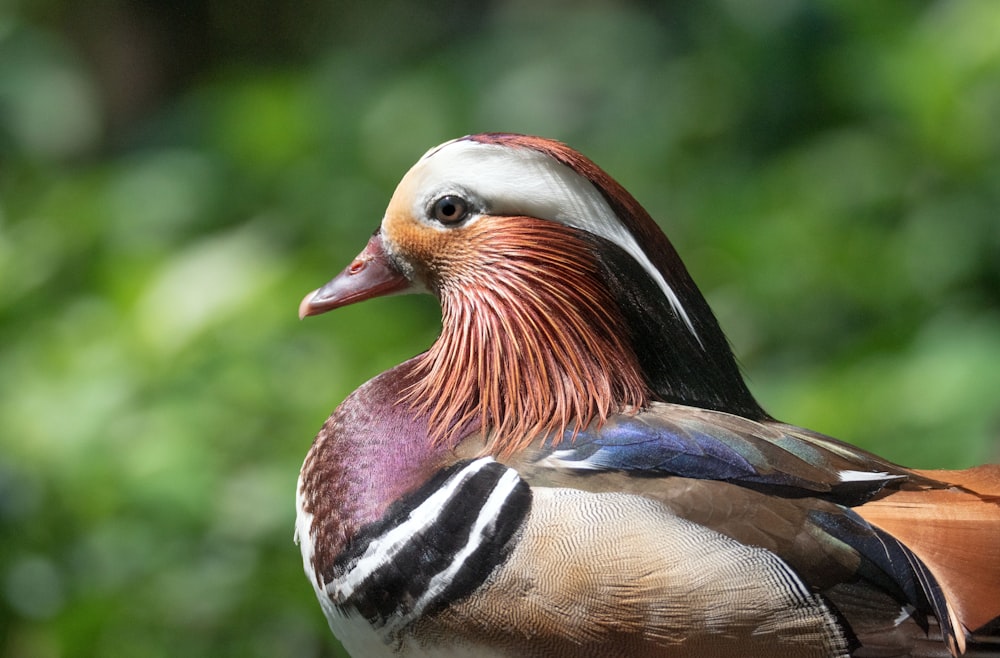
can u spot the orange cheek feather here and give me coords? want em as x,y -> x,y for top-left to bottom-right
382,208 -> 481,290
392,214 -> 650,455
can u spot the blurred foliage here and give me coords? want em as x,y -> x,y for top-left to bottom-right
1,0 -> 999,656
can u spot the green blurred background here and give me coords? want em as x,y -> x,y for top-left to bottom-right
2,0 -> 999,656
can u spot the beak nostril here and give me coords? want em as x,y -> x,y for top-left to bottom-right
300,232 -> 410,318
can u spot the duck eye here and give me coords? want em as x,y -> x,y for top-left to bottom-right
431,195 -> 469,225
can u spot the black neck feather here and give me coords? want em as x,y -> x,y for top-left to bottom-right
583,232 -> 768,420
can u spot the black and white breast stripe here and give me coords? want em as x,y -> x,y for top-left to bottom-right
326,458 -> 531,632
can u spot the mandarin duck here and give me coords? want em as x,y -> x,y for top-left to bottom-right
295,133 -> 1000,658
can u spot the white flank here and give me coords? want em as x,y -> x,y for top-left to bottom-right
294,471 -> 319,589
894,604 -> 916,627
327,457 -> 496,602
386,467 -> 524,632
769,553 -> 815,604
404,138 -> 700,342
534,449 -> 603,471
838,469 -> 893,483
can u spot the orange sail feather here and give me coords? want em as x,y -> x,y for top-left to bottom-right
858,464 -> 1000,638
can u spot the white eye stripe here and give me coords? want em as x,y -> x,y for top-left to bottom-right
407,139 -> 700,342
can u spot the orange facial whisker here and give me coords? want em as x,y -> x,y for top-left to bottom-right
400,216 -> 651,457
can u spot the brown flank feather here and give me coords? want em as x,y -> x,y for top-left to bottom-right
401,215 -> 651,456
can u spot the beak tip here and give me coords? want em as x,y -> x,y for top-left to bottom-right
298,289 -> 319,320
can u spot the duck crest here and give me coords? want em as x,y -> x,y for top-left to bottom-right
400,215 -> 650,457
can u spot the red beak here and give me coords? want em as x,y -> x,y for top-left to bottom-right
298,232 -> 413,319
